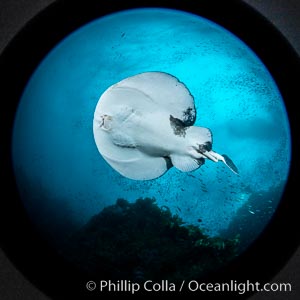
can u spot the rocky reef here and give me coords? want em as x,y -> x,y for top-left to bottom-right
65,198 -> 239,281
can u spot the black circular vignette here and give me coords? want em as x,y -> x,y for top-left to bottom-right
0,0 -> 299,299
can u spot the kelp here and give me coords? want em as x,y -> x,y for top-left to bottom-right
66,198 -> 239,281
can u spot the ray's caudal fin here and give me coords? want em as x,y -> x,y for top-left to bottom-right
203,151 -> 239,175
222,154 -> 239,175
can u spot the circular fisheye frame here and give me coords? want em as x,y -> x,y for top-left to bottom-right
0,0 -> 299,299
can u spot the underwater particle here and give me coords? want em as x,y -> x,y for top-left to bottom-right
93,72 -> 239,180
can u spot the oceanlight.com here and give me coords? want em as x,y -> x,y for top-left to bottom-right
187,280 -> 292,294
86,280 -> 292,294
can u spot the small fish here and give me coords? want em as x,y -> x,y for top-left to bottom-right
248,210 -> 255,214
187,174 -> 196,178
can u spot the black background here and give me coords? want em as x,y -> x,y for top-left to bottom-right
0,0 -> 299,299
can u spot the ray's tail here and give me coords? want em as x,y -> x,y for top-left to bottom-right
203,150 -> 239,175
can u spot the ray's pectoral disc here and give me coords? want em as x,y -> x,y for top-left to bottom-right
93,72 -> 238,180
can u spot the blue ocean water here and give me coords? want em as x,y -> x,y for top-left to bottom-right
12,8 -> 290,248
